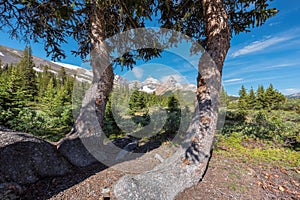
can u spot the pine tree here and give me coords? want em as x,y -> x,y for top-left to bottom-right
104,95 -> 121,137
265,84 -> 276,109
57,67 -> 67,87
273,91 -> 286,110
64,75 -> 75,100
164,94 -> 181,134
137,92 -> 147,112
247,87 -> 256,109
0,66 -> 26,125
256,85 -> 266,109
19,46 -> 38,101
42,78 -> 57,115
167,95 -> 180,113
238,85 -> 247,110
220,85 -> 229,107
37,65 -> 52,101
128,87 -> 147,115
265,84 -> 286,110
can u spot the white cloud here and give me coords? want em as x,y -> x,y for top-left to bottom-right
231,36 -> 292,58
264,63 -> 296,69
132,68 -> 144,79
223,78 -> 243,83
268,21 -> 280,27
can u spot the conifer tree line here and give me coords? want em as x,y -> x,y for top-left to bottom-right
103,84 -> 192,139
0,46 -> 191,141
0,46 -> 90,141
237,84 -> 286,110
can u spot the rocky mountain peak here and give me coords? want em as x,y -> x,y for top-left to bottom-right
144,76 -> 161,85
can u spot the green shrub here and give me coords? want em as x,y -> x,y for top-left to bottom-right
225,110 -> 248,122
222,110 -> 298,143
7,108 -> 45,136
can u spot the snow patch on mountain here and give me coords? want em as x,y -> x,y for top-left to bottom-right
80,73 -> 93,79
84,70 -> 93,77
143,76 -> 161,85
141,85 -> 156,93
0,52 -> 4,57
33,67 -> 43,73
51,61 -> 81,70
52,61 -> 93,82
49,70 -> 58,75
116,75 -> 196,94
76,77 -> 92,83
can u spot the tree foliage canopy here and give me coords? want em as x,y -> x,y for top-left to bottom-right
0,0 -> 278,63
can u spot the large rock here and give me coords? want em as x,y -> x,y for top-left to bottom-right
0,131 -> 72,185
57,135 -> 142,168
57,137 -> 99,167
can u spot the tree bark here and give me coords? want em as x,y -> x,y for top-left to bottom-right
113,0 -> 230,199
76,5 -> 114,132
57,7 -> 114,167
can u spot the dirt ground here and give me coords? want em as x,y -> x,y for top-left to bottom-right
175,152 -> 300,200
2,144 -> 300,200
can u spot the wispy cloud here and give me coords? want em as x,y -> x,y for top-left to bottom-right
224,60 -> 300,79
223,78 -> 243,83
132,68 -> 144,79
268,22 -> 280,27
231,36 -> 292,58
264,63 -> 296,69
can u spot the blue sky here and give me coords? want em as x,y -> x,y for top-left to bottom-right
0,0 -> 299,96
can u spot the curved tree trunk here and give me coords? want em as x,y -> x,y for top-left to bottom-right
75,5 -> 114,133
113,0 -> 230,199
57,7 -> 114,167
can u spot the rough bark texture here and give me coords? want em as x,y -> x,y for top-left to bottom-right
113,0 -> 230,199
57,7 -> 114,167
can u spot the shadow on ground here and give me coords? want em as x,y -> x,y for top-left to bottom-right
20,133 -> 177,199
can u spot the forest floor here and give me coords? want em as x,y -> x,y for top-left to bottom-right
2,139 -> 300,200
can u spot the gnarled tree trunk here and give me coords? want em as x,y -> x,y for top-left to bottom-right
57,7 -> 114,167
113,0 -> 231,199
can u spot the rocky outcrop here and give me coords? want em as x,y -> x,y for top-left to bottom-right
57,137 -> 99,167
0,131 -> 72,185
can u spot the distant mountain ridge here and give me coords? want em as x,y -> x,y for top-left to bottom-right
1,44 -> 196,95
0,45 -> 92,82
114,75 -> 196,95
287,93 -> 300,99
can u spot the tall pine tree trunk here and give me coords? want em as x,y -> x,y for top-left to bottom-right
75,5 -> 114,132
57,7 -> 114,167
113,0 -> 230,199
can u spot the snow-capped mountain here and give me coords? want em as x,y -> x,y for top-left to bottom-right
114,75 -> 129,86
140,76 -> 162,93
156,76 -> 196,95
0,45 -> 92,83
287,92 -> 300,99
1,44 -> 196,93
52,62 -> 93,82
115,75 -> 196,95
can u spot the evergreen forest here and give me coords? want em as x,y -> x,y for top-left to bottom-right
0,46 -> 299,158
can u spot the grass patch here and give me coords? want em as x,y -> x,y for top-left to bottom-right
216,132 -> 300,168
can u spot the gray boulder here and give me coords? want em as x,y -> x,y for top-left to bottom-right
0,131 -> 72,185
57,137 -> 99,167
